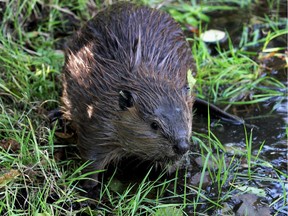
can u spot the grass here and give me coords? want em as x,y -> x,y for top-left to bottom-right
0,0 -> 287,215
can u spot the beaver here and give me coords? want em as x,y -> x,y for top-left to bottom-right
61,2 -> 195,188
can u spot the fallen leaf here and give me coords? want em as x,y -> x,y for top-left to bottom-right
55,131 -> 74,139
187,69 -> 196,91
0,169 -> 20,186
189,171 -> 211,188
231,184 -> 266,197
0,139 -> 20,152
233,194 -> 271,216
154,206 -> 183,216
200,29 -> 227,43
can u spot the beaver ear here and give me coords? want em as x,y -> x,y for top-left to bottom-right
119,90 -> 134,110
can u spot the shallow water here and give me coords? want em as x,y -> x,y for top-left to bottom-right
193,95 -> 287,212
192,1 -> 287,214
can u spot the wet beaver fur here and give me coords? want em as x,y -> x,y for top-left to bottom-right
61,2 -> 195,188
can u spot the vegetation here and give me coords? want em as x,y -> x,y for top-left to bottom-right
0,0 -> 287,215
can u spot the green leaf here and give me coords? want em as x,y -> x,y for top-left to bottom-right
234,185 -> 266,197
154,206 -> 183,216
187,69 -> 196,90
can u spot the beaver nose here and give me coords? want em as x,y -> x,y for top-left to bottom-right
173,139 -> 190,155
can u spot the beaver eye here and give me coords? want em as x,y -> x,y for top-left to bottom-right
150,122 -> 159,130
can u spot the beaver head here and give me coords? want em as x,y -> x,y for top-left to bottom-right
115,72 -> 194,163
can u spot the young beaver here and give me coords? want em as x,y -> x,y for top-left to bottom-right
61,2 -> 195,188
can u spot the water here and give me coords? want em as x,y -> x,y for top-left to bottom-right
191,1 -> 287,214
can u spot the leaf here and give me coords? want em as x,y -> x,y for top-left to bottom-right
200,29 -> 226,43
154,206 -> 183,216
233,185 -> 266,197
35,213 -> 51,216
0,169 -> 20,186
187,69 -> 196,90
55,131 -> 74,139
0,139 -> 20,152
233,194 -> 271,216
